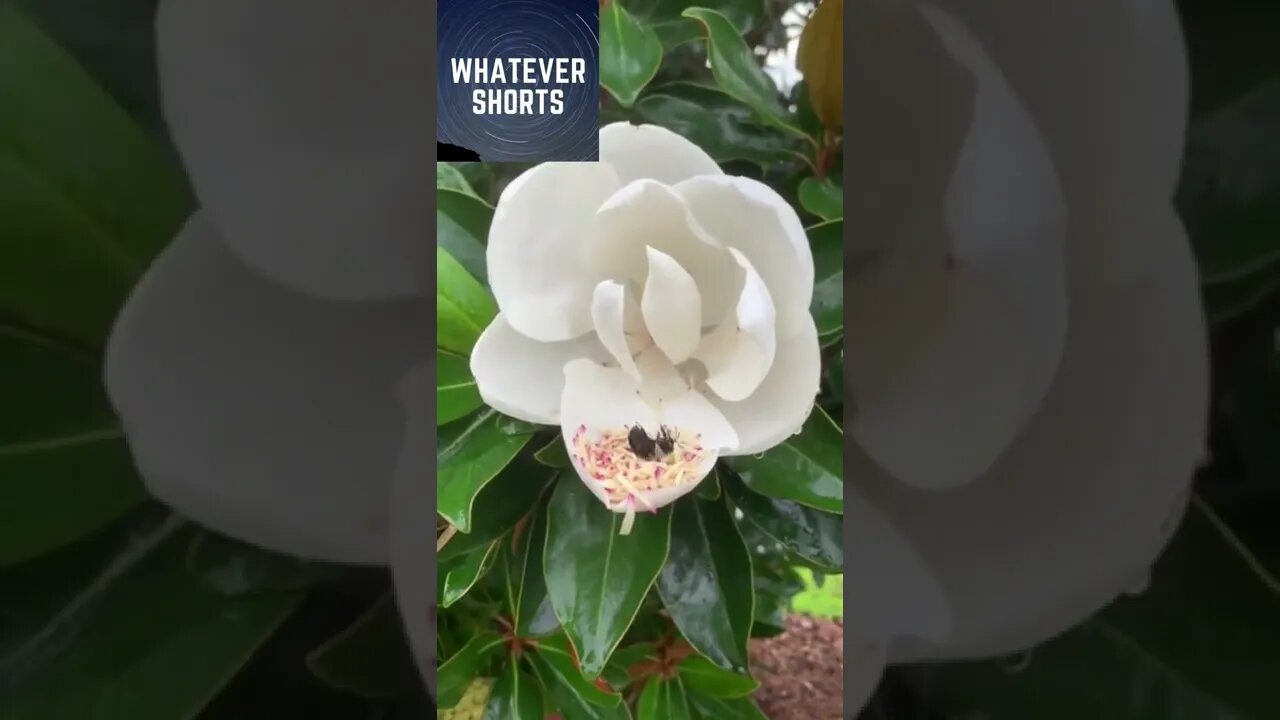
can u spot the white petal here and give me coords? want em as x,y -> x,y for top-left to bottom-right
714,317 -> 821,457
918,0 -> 1190,286
104,213 -> 430,563
586,180 -> 738,326
693,249 -> 778,403
675,175 -> 815,336
599,122 -> 724,186
846,6 -> 1068,490
860,209 -> 1208,662
592,281 -> 644,382
156,0 -> 432,301
470,314 -> 611,425
560,359 -> 737,511
388,363 -> 437,699
641,247 -> 702,365
487,161 -> 622,342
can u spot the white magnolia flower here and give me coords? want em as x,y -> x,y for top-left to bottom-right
468,123 -> 820,532
103,0 -> 1208,714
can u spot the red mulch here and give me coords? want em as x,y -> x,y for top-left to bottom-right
749,615 -> 845,720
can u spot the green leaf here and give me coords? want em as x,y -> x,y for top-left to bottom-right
437,245 -> 497,355
0,328 -> 144,566
808,219 -> 843,343
723,471 -> 842,572
183,529 -> 344,597
632,0 -> 765,35
600,0 -> 663,108
681,7 -> 803,138
438,408 -> 536,533
544,476 -> 673,677
439,454 -> 554,563
695,466 -> 722,501
687,693 -> 768,720
438,187 -> 493,285
505,496 -> 559,637
534,436 -> 572,468
0,512 -> 300,719
728,407 -> 843,513
438,162 -> 479,196
533,635 -> 625,707
904,496 -> 1280,718
0,4 -> 188,346
438,350 -> 483,426
438,631 -> 505,708
677,655 -> 759,698
637,675 -> 693,720
441,539 -> 500,608
305,594 -> 420,700
636,83 -> 811,170
530,652 -> 633,720
798,177 -> 843,221
484,662 -> 544,720
656,498 -> 754,672
602,642 -> 657,690
1204,264 -> 1280,326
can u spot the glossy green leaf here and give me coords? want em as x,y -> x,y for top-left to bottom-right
438,408 -> 535,533
695,467 -> 721,501
484,663 -> 543,720
602,642 -> 657,690
438,162 -> 479,196
183,529 -> 344,597
808,219 -> 843,342
729,407 -> 843,513
798,177 -> 843,221
681,7 -> 803,138
677,655 -> 758,698
656,498 -> 754,672
904,497 -> 1280,718
0,513 -> 300,719
438,245 -> 497,355
723,471 -> 842,572
438,350 -> 483,426
438,187 -> 493,285
305,594 -> 420,700
505,496 -> 560,637
0,328 -> 144,566
534,436 -> 572,468
636,83 -> 810,170
439,454 -> 554,563
530,652 -> 634,720
534,635 -> 625,707
438,631 -> 505,708
600,0 -> 663,108
1204,264 -> 1280,326
637,675 -> 693,720
544,477 -> 673,677
687,693 -> 768,720
632,0 -> 765,35
441,539 -> 500,608
0,4 -> 188,346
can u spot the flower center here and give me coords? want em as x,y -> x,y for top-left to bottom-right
570,423 -> 705,534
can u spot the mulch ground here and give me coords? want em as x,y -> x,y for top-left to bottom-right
749,615 -> 845,720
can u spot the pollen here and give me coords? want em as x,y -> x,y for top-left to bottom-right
571,424 -> 706,535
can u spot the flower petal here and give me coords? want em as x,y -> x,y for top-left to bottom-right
470,314 -> 611,426
586,180 -> 738,326
641,247 -> 703,365
694,249 -> 778,403
156,0 -> 433,301
675,175 -> 815,336
919,0 -> 1189,286
560,359 -> 737,512
713,317 -> 821,457
388,363 -> 437,699
104,212 -> 431,563
860,208 -> 1208,662
487,160 -> 622,342
592,280 -> 645,382
599,122 -> 724,186
846,4 -> 1068,490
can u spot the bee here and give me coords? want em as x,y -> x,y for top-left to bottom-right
627,423 -> 658,460
627,423 -> 677,461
